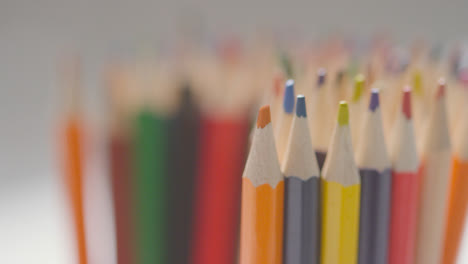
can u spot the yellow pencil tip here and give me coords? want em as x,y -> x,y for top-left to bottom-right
352,74 -> 365,102
338,101 -> 349,125
413,70 -> 423,95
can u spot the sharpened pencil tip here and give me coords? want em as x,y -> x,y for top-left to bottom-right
413,70 -> 423,95
436,78 -> 446,99
352,74 -> 365,102
338,101 -> 349,125
296,95 -> 306,117
273,74 -> 283,96
402,86 -> 412,119
257,105 -> 271,128
317,68 -> 326,87
283,79 -> 295,114
369,89 -> 380,112
336,70 -> 345,84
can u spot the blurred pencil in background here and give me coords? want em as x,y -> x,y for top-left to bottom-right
60,57 -> 88,264
415,79 -> 452,264
443,104 -> 468,264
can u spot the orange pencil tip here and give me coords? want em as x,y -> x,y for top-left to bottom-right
257,105 -> 271,128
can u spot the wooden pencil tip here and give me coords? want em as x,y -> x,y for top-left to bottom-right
257,105 -> 272,128
296,95 -> 306,117
317,68 -> 327,87
283,79 -> 295,113
436,78 -> 446,99
402,86 -> 412,119
338,101 -> 349,125
273,74 -> 283,96
413,70 -> 423,95
369,88 -> 380,112
352,74 -> 365,102
336,70 -> 345,84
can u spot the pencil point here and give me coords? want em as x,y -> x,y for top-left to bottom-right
402,87 -> 412,119
336,70 -> 345,84
257,105 -> 272,128
352,74 -> 365,102
283,79 -> 295,114
296,95 -> 307,117
338,101 -> 349,126
317,68 -> 326,87
273,74 -> 283,96
413,70 -> 423,95
436,78 -> 446,99
369,88 -> 380,112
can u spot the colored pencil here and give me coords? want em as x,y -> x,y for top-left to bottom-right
106,67 -> 133,264
167,85 -> 200,264
271,73 -> 285,127
275,79 -> 296,163
388,88 -> 420,264
411,69 -> 429,152
132,106 -> 170,264
356,89 -> 392,264
61,58 -> 87,264
282,95 -> 321,264
191,115 -> 250,264
309,68 -> 329,170
240,105 -> 284,264
321,101 -> 361,264
415,79 -> 452,264
349,74 -> 366,148
442,104 -> 468,264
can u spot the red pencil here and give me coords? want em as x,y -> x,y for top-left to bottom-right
191,116 -> 250,264
105,66 -> 134,264
388,88 -> 420,264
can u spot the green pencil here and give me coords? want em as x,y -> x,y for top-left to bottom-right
132,107 -> 169,264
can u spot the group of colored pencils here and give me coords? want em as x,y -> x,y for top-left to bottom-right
59,36 -> 468,264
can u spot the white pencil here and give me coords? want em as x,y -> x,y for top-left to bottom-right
415,79 -> 452,264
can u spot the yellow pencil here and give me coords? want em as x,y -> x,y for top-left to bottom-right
321,101 -> 361,264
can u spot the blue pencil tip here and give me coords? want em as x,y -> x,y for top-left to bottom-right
296,95 -> 306,117
283,79 -> 295,113
317,68 -> 327,87
369,88 -> 380,112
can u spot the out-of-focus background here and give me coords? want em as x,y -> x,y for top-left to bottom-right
1,0 -> 468,263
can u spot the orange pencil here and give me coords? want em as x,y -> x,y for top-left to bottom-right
240,105 -> 284,264
60,57 -> 87,264
442,105 -> 468,264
